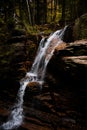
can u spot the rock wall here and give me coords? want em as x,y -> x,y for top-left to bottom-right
45,40 -> 87,128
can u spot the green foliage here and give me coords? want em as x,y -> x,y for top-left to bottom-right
0,0 -> 87,40
24,23 -> 39,34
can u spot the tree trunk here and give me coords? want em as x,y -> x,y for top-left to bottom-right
44,0 -> 47,23
53,0 -> 57,22
61,0 -> 66,26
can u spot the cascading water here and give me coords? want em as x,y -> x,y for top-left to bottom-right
0,26 -> 67,130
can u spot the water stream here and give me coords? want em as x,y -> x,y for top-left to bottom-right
0,26 -> 67,130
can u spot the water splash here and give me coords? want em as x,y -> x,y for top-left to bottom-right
0,26 -> 67,130
0,82 -> 28,130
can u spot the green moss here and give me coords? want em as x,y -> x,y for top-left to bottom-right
74,13 -> 87,40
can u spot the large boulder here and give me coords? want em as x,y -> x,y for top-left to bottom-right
60,13 -> 87,42
73,13 -> 87,40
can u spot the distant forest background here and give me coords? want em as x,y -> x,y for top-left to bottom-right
0,0 -> 87,35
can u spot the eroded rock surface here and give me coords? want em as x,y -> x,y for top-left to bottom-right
45,39 -> 87,129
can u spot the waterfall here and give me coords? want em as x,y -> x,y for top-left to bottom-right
0,26 -> 67,130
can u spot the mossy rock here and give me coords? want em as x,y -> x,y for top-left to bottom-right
73,13 -> 87,40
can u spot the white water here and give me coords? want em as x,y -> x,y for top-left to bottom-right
1,26 -> 67,130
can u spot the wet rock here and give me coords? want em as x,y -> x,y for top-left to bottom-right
62,24 -> 74,43
25,81 -> 41,97
27,81 -> 40,88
